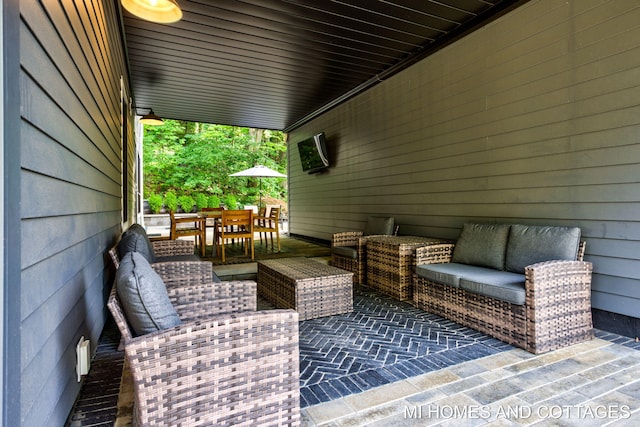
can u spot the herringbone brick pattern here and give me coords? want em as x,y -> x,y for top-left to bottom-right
298,285 -> 512,407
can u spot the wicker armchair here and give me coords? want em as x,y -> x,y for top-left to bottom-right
109,223 -> 222,283
108,280 -> 301,426
109,241 -> 221,286
109,238 -> 196,268
330,216 -> 398,284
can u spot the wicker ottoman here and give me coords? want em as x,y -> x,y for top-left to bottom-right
366,236 -> 446,301
257,258 -> 353,321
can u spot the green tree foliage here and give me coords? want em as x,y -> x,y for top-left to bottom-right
143,120 -> 287,207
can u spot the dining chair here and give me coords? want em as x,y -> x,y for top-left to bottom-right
169,210 -> 205,256
254,206 -> 267,243
200,207 -> 224,252
254,206 -> 281,252
219,209 -> 254,262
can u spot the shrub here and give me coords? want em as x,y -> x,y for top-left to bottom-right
164,191 -> 178,212
224,194 -> 238,210
195,193 -> 208,211
178,195 -> 195,213
207,195 -> 221,208
147,194 -> 163,214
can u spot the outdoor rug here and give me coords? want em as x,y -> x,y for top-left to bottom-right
298,284 -> 513,407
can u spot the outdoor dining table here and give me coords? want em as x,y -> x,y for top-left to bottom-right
199,208 -> 278,259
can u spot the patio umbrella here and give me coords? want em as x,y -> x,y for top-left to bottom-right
229,165 -> 286,207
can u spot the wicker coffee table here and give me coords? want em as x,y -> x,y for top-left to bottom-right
366,235 -> 447,301
257,257 -> 353,321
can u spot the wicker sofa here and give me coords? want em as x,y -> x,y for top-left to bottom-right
413,223 -> 593,354
108,251 -> 301,426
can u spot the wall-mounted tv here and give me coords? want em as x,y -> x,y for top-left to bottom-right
297,133 -> 330,174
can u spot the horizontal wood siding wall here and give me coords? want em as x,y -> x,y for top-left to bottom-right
288,0 -> 640,319
19,1 -> 129,425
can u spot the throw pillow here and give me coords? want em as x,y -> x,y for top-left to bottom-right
505,224 -> 581,273
124,224 -> 156,262
125,223 -> 147,237
117,231 -> 156,264
363,216 -> 395,236
116,252 -> 181,336
451,223 -> 511,270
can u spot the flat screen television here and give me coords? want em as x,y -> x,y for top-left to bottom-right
297,133 -> 330,174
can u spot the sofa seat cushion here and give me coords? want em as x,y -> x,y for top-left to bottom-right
416,263 -> 499,288
459,270 -> 526,305
332,246 -> 358,259
505,225 -> 581,273
416,263 -> 526,305
451,223 -> 511,270
117,229 -> 156,263
116,252 -> 181,336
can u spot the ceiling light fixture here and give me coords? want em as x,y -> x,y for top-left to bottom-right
138,108 -> 164,125
121,0 -> 182,24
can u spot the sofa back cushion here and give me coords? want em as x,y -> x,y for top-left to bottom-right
451,223 -> 511,270
116,252 -> 181,336
117,228 -> 156,263
363,216 -> 395,236
505,225 -> 581,273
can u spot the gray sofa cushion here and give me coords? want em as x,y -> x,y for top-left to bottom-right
505,225 -> 581,273
416,263 -> 493,288
363,216 -> 395,236
332,246 -> 358,259
118,228 -> 156,263
459,270 -> 526,305
125,223 -> 147,237
451,223 -> 511,270
116,252 -> 181,336
126,223 -> 157,262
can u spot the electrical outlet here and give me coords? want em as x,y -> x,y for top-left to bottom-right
76,336 -> 91,382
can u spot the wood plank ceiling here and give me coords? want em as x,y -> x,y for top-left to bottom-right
121,0 -> 528,131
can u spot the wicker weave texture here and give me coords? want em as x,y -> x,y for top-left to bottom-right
257,258 -> 353,321
412,242 -> 593,354
366,236 -> 446,301
525,260 -> 594,353
127,310 -> 300,427
152,261 -> 213,287
152,239 -> 195,256
167,281 -> 258,321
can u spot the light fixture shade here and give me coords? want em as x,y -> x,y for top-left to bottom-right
121,0 -> 182,24
139,109 -> 164,125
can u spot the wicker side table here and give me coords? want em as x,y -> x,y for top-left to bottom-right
257,257 -> 354,320
366,236 -> 446,301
